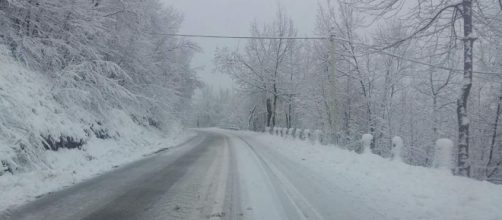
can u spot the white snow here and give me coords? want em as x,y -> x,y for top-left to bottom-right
362,133 -> 373,153
295,129 -> 302,139
230,130 -> 502,220
313,130 -> 323,144
0,45 -> 196,212
434,138 -> 455,170
0,131 -> 196,212
391,136 -> 404,162
228,137 -> 290,220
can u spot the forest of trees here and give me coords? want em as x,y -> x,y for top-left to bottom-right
0,0 -> 199,121
199,0 -> 502,183
1,0 -> 501,184
0,0 -> 199,172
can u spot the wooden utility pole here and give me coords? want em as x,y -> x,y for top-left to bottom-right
325,33 -> 338,144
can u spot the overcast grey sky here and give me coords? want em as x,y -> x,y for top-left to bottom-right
162,0 -> 319,89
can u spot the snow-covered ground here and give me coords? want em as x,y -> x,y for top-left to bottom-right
0,44 -> 196,212
0,130 -> 196,212
228,130 -> 502,220
3,128 -> 501,220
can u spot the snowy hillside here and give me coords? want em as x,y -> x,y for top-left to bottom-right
230,130 -> 502,220
0,46 -> 195,211
0,45 -> 76,173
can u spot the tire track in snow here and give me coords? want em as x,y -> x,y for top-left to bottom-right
222,136 -> 244,220
239,133 -> 390,220
235,136 -> 326,220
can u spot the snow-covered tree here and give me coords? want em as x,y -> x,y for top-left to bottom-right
215,8 -> 298,130
0,0 -> 199,173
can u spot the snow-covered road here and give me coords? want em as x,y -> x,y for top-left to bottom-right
2,129 -> 501,220
0,129 -> 375,220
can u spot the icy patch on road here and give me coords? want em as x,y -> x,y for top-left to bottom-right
228,130 -> 502,220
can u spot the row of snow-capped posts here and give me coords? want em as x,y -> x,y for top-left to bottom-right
264,127 -> 324,144
265,127 -> 454,171
360,134 -> 455,171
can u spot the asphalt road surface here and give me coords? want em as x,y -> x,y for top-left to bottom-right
1,129 -> 382,220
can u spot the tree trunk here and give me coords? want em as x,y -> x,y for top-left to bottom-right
368,102 -> 376,152
271,84 -> 278,127
343,76 -> 351,143
248,105 -> 257,131
287,98 -> 293,128
266,98 -> 272,127
432,95 -> 439,140
487,88 -> 502,178
456,0 -> 474,177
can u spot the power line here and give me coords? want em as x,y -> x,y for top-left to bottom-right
366,47 -> 497,75
153,32 -> 500,76
150,33 -> 327,40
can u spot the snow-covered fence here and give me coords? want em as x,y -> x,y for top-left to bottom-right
266,127 -> 292,138
260,127 -> 456,173
433,138 -> 455,171
264,127 -> 329,144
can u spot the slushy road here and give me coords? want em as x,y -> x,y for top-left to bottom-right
1,129 -> 381,220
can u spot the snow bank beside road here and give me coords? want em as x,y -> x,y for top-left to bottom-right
235,130 -> 502,220
0,130 -> 195,212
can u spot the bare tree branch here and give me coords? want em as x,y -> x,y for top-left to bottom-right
383,3 -> 461,50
